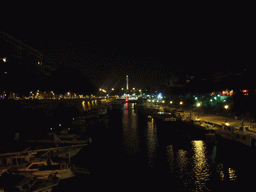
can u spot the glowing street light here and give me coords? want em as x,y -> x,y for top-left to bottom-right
121,88 -> 124,90
197,103 -> 201,120
99,88 -> 102,91
112,88 -> 114,90
133,88 -> 135,90
170,101 -> 173,104
224,105 -> 229,123
180,101 -> 183,105
162,100 -> 165,103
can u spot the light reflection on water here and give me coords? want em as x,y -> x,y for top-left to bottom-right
146,118 -> 157,167
122,103 -> 140,155
192,140 -> 210,191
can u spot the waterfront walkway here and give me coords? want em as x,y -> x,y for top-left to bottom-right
149,105 -> 256,133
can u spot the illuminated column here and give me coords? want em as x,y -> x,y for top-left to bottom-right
126,75 -> 129,91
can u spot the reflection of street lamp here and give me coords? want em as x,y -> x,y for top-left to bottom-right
224,105 -> 229,123
197,103 -> 201,120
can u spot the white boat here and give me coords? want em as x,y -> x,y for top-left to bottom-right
216,124 -> 256,147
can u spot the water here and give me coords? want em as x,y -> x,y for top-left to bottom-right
53,103 -> 256,191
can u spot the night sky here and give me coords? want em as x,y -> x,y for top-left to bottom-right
1,4 -> 253,92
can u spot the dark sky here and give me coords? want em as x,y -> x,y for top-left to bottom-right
1,3 -> 253,91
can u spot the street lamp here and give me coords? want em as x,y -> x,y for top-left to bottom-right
112,88 -> 114,91
170,101 -> 173,104
133,88 -> 135,90
197,103 -> 201,120
224,105 -> 229,123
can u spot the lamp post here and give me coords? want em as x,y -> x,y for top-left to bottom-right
197,103 -> 201,120
180,101 -> 183,109
224,105 -> 229,123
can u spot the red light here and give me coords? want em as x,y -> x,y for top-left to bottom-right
242,90 -> 248,93
125,98 -> 128,102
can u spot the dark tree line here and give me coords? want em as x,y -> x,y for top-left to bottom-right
1,61 -> 96,97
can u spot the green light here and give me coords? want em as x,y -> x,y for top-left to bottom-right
210,99 -> 213,102
214,97 -> 217,100
143,93 -> 145,95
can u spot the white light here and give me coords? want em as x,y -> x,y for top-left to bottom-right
50,128 -> 52,130
3,57 -> 6,62
214,97 -> 217,100
4,72 -> 7,74
59,124 -> 61,126
195,97 -> 197,99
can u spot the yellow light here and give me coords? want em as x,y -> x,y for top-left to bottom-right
225,122 -> 230,126
197,103 -> 201,107
152,100 -> 155,102
139,89 -> 141,92
133,88 -> 135,90
162,100 -> 165,103
99,88 -> 102,91
180,101 -> 183,105
157,100 -> 159,102
112,88 -> 114,90
148,100 -> 151,102
121,88 -> 124,90
170,101 -> 173,104
224,105 -> 229,109
3,57 -> 6,62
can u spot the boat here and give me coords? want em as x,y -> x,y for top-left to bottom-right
0,144 -> 89,167
216,124 -> 256,147
0,169 -> 38,192
154,111 -> 177,121
26,131 -> 91,144
0,168 -> 60,192
15,158 -> 75,180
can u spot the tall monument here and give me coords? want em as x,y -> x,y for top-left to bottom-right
126,75 -> 129,92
